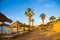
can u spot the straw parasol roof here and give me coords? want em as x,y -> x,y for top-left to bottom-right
0,12 -> 12,33
10,20 -> 24,28
0,12 -> 12,23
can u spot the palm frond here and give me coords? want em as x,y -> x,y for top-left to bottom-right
31,19 -> 34,22
40,13 -> 46,19
26,8 -> 31,12
49,16 -> 56,21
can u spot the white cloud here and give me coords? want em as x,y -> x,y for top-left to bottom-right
11,16 -> 15,19
45,3 -> 56,8
32,0 -> 46,5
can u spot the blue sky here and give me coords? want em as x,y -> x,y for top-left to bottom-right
0,0 -> 60,25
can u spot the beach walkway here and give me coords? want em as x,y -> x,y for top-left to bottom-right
7,29 -> 60,40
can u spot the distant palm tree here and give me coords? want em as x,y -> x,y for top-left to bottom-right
31,19 -> 34,27
40,13 -> 46,25
49,16 -> 56,30
24,8 -> 34,26
49,16 -> 56,22
56,17 -> 60,22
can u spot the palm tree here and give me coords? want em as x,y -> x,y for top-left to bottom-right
56,17 -> 60,22
49,16 -> 56,30
31,19 -> 34,27
24,8 -> 34,26
40,13 -> 46,25
49,16 -> 56,22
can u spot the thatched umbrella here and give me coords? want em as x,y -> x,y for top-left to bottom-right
0,12 -> 12,33
10,20 -> 23,33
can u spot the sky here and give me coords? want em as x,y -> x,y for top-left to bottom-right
0,0 -> 60,26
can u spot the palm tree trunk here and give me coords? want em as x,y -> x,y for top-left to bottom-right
1,26 -> 3,34
32,22 -> 33,27
17,25 -> 18,33
28,17 -> 31,26
42,19 -> 44,25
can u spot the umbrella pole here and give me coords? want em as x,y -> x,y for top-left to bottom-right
17,25 -> 18,33
1,26 -> 3,34
0,26 -> 2,34
2,26 -> 3,34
